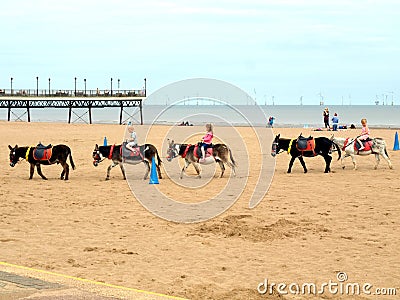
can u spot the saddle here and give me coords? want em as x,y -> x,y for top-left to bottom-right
193,143 -> 213,160
296,135 -> 315,153
121,142 -> 145,161
355,138 -> 372,152
33,143 -> 52,161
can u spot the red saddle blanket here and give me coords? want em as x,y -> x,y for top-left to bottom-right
120,143 -> 144,160
193,145 -> 213,159
343,138 -> 372,152
355,140 -> 372,152
296,139 -> 315,152
33,147 -> 52,161
182,144 -> 213,159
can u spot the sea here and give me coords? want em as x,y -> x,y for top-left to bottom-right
2,105 -> 400,128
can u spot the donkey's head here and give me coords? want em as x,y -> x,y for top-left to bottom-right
8,145 -> 20,167
92,144 -> 103,166
166,139 -> 178,162
271,134 -> 281,157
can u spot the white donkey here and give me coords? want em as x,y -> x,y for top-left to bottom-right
331,135 -> 393,170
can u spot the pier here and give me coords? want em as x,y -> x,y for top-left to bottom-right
0,88 -> 144,124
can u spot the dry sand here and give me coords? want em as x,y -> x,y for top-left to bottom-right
1,121 -> 399,299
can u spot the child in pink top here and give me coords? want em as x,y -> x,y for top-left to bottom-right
200,123 -> 213,162
357,118 -> 370,150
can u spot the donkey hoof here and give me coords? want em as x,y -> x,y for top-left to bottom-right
105,177 -> 110,181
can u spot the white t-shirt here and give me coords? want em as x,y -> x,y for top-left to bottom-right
128,131 -> 138,146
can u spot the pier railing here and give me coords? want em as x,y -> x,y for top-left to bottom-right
0,88 -> 145,97
0,88 -> 144,124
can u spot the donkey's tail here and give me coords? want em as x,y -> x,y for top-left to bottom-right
156,149 -> 162,166
69,148 -> 76,170
384,146 -> 389,158
332,141 -> 342,160
228,147 -> 237,167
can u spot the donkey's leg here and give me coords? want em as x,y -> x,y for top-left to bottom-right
106,162 -> 118,180
156,163 -> 162,179
226,159 -> 236,176
62,163 -> 70,180
341,153 -> 350,169
350,154 -> 357,170
218,161 -> 225,178
143,160 -> 150,180
323,155 -> 332,173
29,164 -> 35,179
298,156 -> 308,173
193,162 -> 202,178
119,162 -> 126,180
36,164 -> 48,180
381,150 -> 393,169
180,159 -> 191,179
374,153 -> 380,170
287,156 -> 296,173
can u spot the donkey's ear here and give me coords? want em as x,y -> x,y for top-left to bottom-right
15,144 -> 18,148
277,134 -> 280,138
8,145 -> 12,150
95,144 -> 99,149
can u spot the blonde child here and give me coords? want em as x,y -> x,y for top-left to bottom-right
357,118 -> 370,150
126,126 -> 138,152
200,123 -> 213,162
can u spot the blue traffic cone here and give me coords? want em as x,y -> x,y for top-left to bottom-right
394,131 -> 399,150
103,136 -> 107,146
149,157 -> 159,184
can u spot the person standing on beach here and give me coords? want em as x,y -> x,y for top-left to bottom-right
323,107 -> 330,129
268,116 -> 275,128
331,113 -> 339,131
356,118 -> 370,150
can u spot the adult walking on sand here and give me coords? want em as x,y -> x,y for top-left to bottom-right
323,107 -> 330,129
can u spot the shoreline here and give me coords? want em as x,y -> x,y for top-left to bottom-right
1,119 -> 400,130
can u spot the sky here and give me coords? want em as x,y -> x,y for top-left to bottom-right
1,0 -> 399,105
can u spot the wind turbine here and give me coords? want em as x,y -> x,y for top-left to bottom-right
317,92 -> 324,106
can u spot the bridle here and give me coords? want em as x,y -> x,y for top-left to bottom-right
166,144 -> 178,162
92,149 -> 106,166
271,141 -> 284,157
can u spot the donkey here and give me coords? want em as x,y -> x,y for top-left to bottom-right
92,143 -> 162,180
166,139 -> 236,178
271,134 -> 341,173
8,144 -> 75,180
331,135 -> 393,170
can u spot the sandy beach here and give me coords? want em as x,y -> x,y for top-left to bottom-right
1,121 -> 399,299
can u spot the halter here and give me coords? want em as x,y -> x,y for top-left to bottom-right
92,149 -> 106,165
271,141 -> 285,156
166,144 -> 179,161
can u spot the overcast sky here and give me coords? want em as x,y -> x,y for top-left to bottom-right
1,0 -> 399,105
